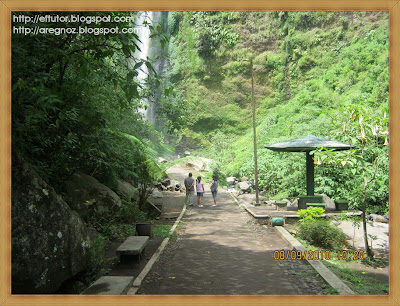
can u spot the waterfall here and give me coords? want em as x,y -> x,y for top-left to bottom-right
134,11 -> 167,125
135,11 -> 153,122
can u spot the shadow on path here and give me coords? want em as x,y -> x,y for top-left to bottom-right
137,188 -> 327,295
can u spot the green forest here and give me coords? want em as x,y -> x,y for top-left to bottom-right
165,11 -> 389,213
11,11 -> 389,293
12,11 -> 389,213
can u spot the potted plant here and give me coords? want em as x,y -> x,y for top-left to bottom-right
334,199 -> 349,211
136,221 -> 153,236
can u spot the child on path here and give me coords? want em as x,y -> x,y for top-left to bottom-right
210,175 -> 219,206
196,176 -> 205,207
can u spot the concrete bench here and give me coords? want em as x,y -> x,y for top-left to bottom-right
306,203 -> 326,209
116,236 -> 149,261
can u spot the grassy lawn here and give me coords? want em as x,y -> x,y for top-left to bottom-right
291,233 -> 389,295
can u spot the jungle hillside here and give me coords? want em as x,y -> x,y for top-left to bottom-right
11,11 -> 389,293
166,11 -> 388,214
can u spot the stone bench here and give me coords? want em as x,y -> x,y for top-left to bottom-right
116,236 -> 149,262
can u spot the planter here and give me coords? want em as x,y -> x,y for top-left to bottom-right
275,201 -> 288,211
334,199 -> 349,211
136,221 -> 153,236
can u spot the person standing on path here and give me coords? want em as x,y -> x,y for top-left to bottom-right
184,172 -> 195,206
210,175 -> 219,206
196,176 -> 205,207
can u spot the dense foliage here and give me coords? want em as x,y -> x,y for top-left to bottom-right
296,207 -> 346,250
166,11 -> 389,214
12,10 -> 389,225
12,12 -> 169,194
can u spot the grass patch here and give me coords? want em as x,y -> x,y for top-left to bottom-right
289,222 -> 388,295
323,260 -> 389,295
153,223 -> 179,239
153,224 -> 173,238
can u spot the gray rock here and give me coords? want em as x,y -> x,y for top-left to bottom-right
241,176 -> 249,182
161,178 -> 171,187
65,172 -> 122,221
12,154 -> 94,293
226,177 -> 237,185
151,189 -> 164,199
287,198 -> 298,211
116,180 -> 137,201
368,214 -> 389,223
239,181 -> 250,192
154,182 -> 163,190
157,157 -> 168,163
321,194 -> 336,211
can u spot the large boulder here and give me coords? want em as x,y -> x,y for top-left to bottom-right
150,189 -> 164,199
116,180 -> 137,201
239,181 -> 251,193
65,172 -> 122,221
226,177 -> 237,185
12,154 -> 94,293
368,214 -> 389,223
287,198 -> 299,211
321,194 -> 336,211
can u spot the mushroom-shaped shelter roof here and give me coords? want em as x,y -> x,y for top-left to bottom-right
264,135 -> 354,152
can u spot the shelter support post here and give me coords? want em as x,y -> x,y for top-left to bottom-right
306,151 -> 314,196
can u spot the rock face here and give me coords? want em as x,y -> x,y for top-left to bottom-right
12,154 -> 94,293
116,180 -> 137,201
65,172 -> 122,221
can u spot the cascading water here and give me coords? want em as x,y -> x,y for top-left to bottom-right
134,11 -> 167,125
135,11 -> 153,122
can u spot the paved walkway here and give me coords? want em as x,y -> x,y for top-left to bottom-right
137,186 -> 326,295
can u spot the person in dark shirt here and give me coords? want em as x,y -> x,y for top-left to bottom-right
210,175 -> 219,206
184,172 -> 195,206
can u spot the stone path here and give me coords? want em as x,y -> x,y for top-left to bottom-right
137,184 -> 327,295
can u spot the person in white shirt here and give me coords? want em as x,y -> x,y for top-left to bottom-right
196,176 -> 205,207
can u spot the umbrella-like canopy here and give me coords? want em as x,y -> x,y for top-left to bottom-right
264,135 -> 354,195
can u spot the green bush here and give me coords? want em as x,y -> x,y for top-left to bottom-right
116,199 -> 147,224
298,220 -> 347,250
297,207 -> 325,223
85,235 -> 106,281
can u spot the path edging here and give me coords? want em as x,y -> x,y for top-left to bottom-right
127,203 -> 187,295
229,192 -> 355,295
273,226 -> 355,295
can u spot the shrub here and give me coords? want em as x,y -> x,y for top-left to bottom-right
298,220 -> 347,250
297,207 -> 325,223
85,235 -> 106,281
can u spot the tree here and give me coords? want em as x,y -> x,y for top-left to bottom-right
317,105 -> 389,258
12,11 -> 167,192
